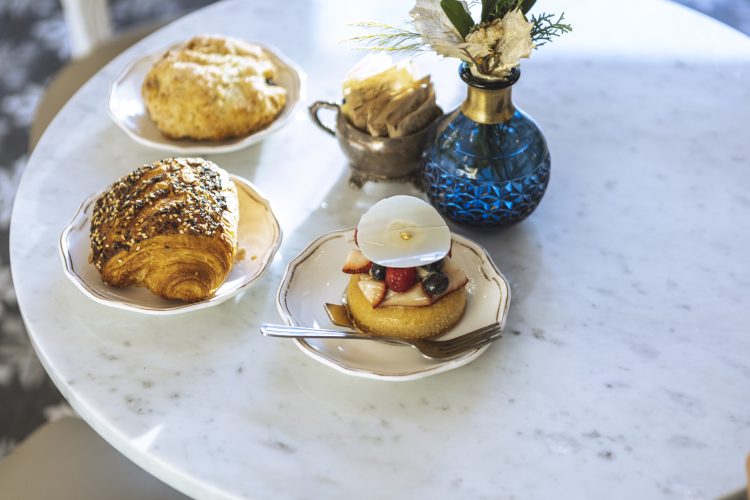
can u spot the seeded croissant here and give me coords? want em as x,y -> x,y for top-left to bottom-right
90,157 -> 239,302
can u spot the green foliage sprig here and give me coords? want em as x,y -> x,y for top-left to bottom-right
529,12 -> 572,46
441,0 -> 475,38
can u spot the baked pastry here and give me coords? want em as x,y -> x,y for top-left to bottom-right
90,157 -> 239,302
344,261 -> 468,340
142,35 -> 287,141
340,196 -> 468,339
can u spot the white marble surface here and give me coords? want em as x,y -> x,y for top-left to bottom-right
9,0 -> 750,498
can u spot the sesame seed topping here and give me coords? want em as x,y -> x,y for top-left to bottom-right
90,157 -> 237,269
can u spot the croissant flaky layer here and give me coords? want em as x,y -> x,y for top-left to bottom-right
90,157 -> 239,302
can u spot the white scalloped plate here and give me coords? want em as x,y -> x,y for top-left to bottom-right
276,229 -> 511,381
59,175 -> 281,315
108,42 -> 305,154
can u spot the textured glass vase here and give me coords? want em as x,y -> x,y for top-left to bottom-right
423,64 -> 550,226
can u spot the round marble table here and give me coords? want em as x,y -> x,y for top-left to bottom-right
10,0 -> 750,498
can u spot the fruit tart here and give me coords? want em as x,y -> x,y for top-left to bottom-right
341,196 -> 469,339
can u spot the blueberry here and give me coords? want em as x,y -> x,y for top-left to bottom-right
370,263 -> 386,280
423,259 -> 444,273
423,272 -> 449,296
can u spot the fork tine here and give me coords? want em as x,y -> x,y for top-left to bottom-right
439,329 -> 503,357
436,323 -> 502,351
463,329 -> 503,351
434,322 -> 500,347
418,328 -> 499,359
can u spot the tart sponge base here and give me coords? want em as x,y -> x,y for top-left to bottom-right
345,274 -> 467,340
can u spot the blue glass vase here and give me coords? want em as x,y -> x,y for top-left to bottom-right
423,64 -> 550,226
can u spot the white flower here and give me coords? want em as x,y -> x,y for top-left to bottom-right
465,20 -> 503,57
465,9 -> 533,78
494,9 -> 534,70
409,0 -> 471,60
408,2 -> 533,79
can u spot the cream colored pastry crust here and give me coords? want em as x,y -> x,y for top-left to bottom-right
142,35 -> 287,141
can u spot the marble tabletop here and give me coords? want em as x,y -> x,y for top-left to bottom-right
10,0 -> 750,498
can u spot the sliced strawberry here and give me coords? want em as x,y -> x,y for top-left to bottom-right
357,277 -> 386,307
354,227 -> 359,247
385,267 -> 416,292
342,249 -> 372,274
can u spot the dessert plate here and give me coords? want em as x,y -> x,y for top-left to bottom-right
276,229 -> 511,381
59,175 -> 281,315
108,42 -> 305,154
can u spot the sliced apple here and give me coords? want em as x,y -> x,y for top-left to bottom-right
342,249 -> 372,274
380,282 -> 432,307
357,276 -> 387,307
435,258 -> 469,299
416,266 -> 431,280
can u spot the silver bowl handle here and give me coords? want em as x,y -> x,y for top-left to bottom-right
308,101 -> 339,137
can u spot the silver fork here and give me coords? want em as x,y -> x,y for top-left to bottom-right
260,322 -> 503,360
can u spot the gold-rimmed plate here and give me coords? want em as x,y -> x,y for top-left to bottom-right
276,229 -> 511,381
108,42 -> 305,154
59,175 -> 281,315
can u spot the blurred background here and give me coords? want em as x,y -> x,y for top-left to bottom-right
0,0 -> 748,459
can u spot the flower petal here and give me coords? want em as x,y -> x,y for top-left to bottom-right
409,0 -> 473,60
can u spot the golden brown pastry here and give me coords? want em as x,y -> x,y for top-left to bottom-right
346,274 -> 467,340
142,35 -> 287,141
90,157 -> 239,302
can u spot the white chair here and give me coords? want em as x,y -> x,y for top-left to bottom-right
29,0 -> 171,151
60,0 -> 113,59
0,417 -> 187,499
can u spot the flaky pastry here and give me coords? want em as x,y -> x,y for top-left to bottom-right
90,157 -> 239,302
142,35 -> 287,141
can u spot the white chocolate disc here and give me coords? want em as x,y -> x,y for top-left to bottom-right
357,196 -> 450,268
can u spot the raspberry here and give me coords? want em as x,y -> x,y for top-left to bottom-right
385,267 -> 416,292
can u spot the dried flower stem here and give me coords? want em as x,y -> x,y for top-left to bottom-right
347,22 -> 426,53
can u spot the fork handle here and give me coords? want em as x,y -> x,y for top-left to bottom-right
261,324 -> 364,339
